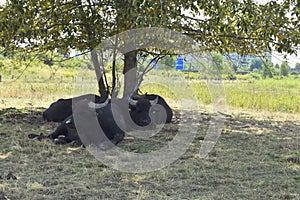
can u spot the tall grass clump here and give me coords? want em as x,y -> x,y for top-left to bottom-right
224,79 -> 300,113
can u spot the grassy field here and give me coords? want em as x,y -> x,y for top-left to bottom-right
0,107 -> 299,199
1,67 -> 299,114
0,67 -> 299,199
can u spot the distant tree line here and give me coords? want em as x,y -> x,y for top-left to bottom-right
1,51 -> 299,81
154,53 -> 300,80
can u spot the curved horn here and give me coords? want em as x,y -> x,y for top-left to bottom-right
128,97 -> 138,106
150,96 -> 158,106
88,98 -> 109,109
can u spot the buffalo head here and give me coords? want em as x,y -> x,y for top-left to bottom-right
128,96 -> 158,126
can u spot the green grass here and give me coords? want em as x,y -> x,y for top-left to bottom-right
1,68 -> 299,113
0,65 -> 299,199
141,76 -> 300,113
224,79 -> 300,113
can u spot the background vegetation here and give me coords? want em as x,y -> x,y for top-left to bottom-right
0,54 -> 299,114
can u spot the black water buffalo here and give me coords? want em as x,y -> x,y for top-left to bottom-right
131,93 -> 173,124
46,98 -> 125,149
89,96 -> 159,131
37,96 -> 159,148
42,94 -> 103,122
43,93 -> 173,125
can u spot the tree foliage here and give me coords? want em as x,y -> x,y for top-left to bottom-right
262,61 -> 275,79
280,61 -> 290,76
249,58 -> 262,71
295,63 -> 300,70
182,0 -> 300,55
1,0 -> 299,54
160,56 -> 176,70
0,0 -> 299,95
211,52 -> 224,72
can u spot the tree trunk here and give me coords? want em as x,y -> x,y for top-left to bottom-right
91,50 -> 108,100
123,50 -> 138,98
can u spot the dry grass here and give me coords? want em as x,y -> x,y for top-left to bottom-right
0,107 -> 299,200
0,67 -> 299,199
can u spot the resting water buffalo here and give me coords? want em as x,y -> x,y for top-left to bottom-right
47,98 -> 125,149
131,93 -> 173,124
43,93 -> 173,125
41,96 -> 159,148
42,94 -> 103,122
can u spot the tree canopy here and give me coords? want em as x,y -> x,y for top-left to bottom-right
0,0 -> 299,96
1,0 -> 299,54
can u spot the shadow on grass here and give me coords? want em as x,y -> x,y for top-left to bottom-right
0,107 -> 299,200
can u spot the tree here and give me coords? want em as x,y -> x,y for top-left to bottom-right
249,59 -> 263,71
160,56 -> 176,70
1,0 -> 300,96
295,63 -> 300,71
211,52 -> 224,73
262,61 -> 275,79
0,0 -> 183,97
221,61 -> 235,74
280,61 -> 290,76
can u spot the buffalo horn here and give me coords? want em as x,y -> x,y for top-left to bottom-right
128,97 -> 138,106
88,98 -> 109,109
150,96 -> 158,105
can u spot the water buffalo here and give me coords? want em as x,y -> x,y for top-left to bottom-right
42,94 -> 103,122
47,98 -> 125,149
36,96 -> 159,148
89,96 -> 159,131
131,93 -> 173,124
42,93 -> 172,125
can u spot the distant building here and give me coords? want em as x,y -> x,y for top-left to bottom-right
223,52 -> 272,68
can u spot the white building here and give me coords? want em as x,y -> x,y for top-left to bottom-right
223,52 -> 272,68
